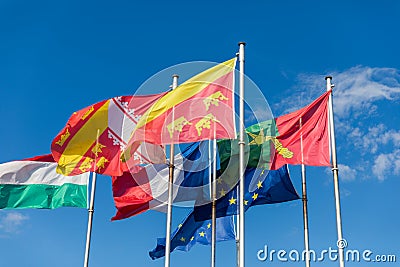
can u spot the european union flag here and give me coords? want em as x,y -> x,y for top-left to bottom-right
194,165 -> 300,221
149,211 -> 235,260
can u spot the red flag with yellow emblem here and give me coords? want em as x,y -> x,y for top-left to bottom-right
270,90 -> 332,170
51,94 -> 166,176
125,58 -> 237,151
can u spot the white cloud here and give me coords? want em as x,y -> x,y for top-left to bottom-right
338,164 -> 357,182
372,149 -> 400,181
0,212 -> 29,234
331,66 -> 400,118
349,124 -> 400,154
277,66 -> 400,118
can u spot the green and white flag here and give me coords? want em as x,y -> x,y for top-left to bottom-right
0,154 -> 88,209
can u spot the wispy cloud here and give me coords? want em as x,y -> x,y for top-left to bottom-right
338,164 -> 357,182
372,149 -> 400,181
0,212 -> 29,234
349,124 -> 400,154
275,66 -> 400,118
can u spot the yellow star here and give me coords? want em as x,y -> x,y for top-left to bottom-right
180,237 -> 186,242
252,193 -> 259,200
190,236 -> 194,241
257,180 -> 263,189
229,196 -> 237,205
244,200 -> 249,205
219,188 -> 226,197
247,129 -> 265,146
178,224 -> 183,228
199,231 -> 205,237
207,223 -> 211,229
216,177 -> 223,184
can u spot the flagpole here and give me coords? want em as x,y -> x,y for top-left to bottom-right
235,189 -> 240,267
238,41 -> 246,267
211,130 -> 217,267
300,118 -> 311,267
325,76 -> 345,267
301,164 -> 311,267
83,129 -> 100,267
164,74 -> 179,267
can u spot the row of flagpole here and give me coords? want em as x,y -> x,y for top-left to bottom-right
81,43 -> 345,267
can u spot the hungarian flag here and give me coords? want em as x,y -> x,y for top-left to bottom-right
217,90 -> 332,170
126,58 -> 237,150
51,94 -> 166,176
0,154 -> 88,209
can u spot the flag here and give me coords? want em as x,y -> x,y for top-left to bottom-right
111,141 -> 219,220
194,166 -> 300,221
51,93 -> 166,176
270,90 -> 332,169
217,90 -> 332,170
126,58 -> 237,148
0,154 -> 88,209
149,211 -> 235,260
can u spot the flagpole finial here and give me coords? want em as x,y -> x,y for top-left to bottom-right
238,42 -> 246,46
325,76 -> 333,80
172,74 -> 179,78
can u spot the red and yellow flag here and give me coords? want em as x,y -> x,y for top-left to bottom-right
270,90 -> 332,170
127,58 -> 237,146
51,94 -> 166,176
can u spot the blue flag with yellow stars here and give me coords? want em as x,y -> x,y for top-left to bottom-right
149,211 -> 235,260
193,165 -> 300,221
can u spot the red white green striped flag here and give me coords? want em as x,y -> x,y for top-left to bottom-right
0,154 -> 88,209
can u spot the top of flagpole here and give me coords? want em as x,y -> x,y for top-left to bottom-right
325,76 -> 332,80
238,42 -> 246,46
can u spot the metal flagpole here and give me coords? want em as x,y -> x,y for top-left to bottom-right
238,42 -> 246,267
325,76 -> 345,267
300,118 -> 311,267
164,74 -> 179,267
301,164 -> 311,267
211,129 -> 217,267
83,129 -> 100,267
235,189 -> 240,267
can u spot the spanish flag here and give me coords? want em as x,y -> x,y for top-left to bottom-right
51,94 -> 166,176
127,58 -> 237,147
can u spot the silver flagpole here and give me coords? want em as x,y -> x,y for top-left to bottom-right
325,76 -> 345,267
301,164 -> 311,267
211,131 -> 217,267
238,41 -> 246,267
164,74 -> 179,267
300,118 -> 311,267
235,189 -> 240,267
83,129 -> 100,267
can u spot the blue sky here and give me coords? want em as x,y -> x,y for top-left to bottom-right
1,0 -> 399,266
